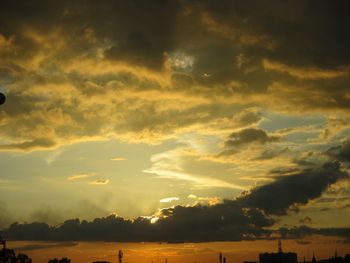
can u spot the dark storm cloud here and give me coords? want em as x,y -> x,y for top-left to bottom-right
0,0 -> 182,71
279,226 -> 350,240
1,0 -> 350,150
154,204 -> 273,242
223,128 -> 279,149
105,32 -> 166,71
218,128 -> 279,156
226,128 -> 279,147
238,161 -> 348,215
327,139 -> 350,164
2,208 -> 350,242
0,208 -> 273,242
196,0 -> 350,69
2,0 -> 350,73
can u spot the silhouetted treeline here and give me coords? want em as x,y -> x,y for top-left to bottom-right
0,248 -> 32,263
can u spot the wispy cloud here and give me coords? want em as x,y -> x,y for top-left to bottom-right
111,156 -> 127,161
145,147 -> 246,190
145,169 -> 245,190
45,148 -> 65,165
67,173 -> 97,181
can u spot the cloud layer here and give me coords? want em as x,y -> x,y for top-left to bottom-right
1,0 -> 350,150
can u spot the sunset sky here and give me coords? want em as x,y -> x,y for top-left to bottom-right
1,0 -> 350,248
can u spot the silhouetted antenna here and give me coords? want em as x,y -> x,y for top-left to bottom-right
118,250 -> 123,263
278,240 -> 283,253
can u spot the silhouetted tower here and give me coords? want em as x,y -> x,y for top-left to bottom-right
278,240 -> 283,254
223,257 -> 227,263
118,250 -> 123,263
219,253 -> 223,263
335,251 -> 338,259
165,258 -> 168,263
312,253 -> 317,263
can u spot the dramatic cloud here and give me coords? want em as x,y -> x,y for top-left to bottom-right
1,0 -> 350,151
225,128 -> 279,147
238,161 -> 348,215
218,128 -> 279,157
327,139 -> 350,164
279,226 -> 350,240
2,141 -> 349,242
1,0 -> 350,245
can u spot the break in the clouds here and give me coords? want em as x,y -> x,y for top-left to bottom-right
1,0 -> 350,243
2,142 -> 350,242
238,161 -> 348,215
159,197 -> 180,203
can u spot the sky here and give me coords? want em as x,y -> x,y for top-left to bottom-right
0,0 -> 350,246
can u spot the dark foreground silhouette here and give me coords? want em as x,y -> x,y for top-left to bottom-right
1,239 -> 32,263
1,239 -> 350,263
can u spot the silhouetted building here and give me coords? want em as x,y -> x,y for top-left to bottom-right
259,240 -> 297,263
316,252 -> 350,263
48,258 -> 71,263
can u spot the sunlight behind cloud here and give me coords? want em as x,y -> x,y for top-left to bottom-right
159,197 -> 180,203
